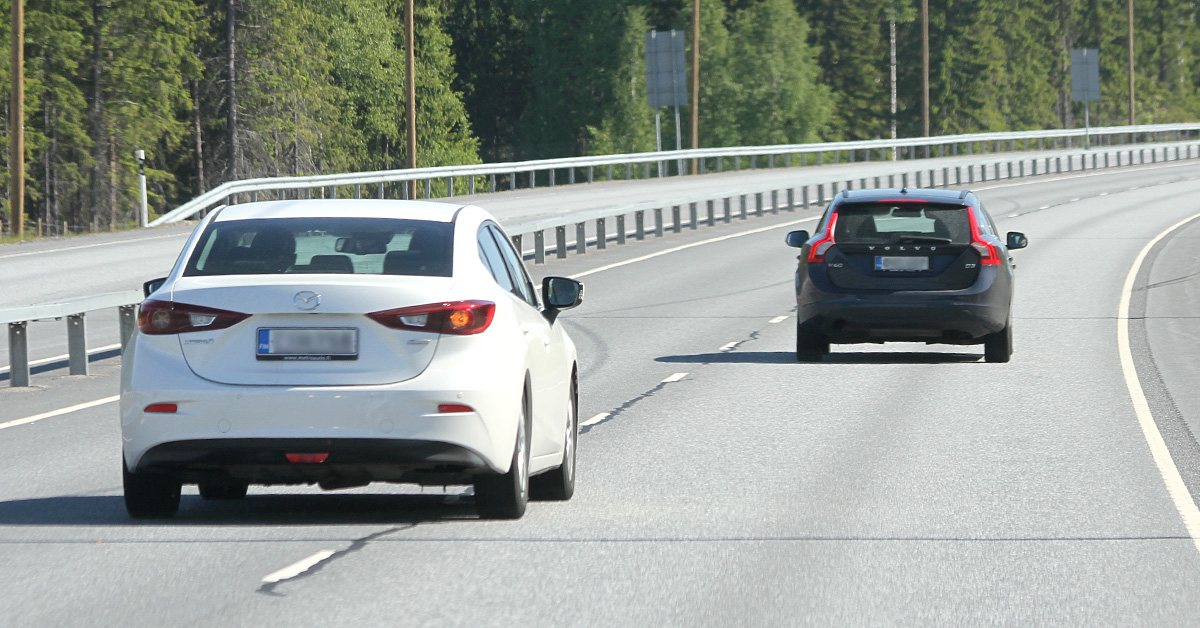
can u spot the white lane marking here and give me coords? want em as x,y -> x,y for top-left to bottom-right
0,395 -> 120,431
567,216 -> 818,280
769,315 -> 788,324
261,550 -> 337,584
718,342 -> 738,351
1100,192 -> 1109,196
581,413 -> 609,427
0,232 -> 186,260
1038,205 -> 1051,210
971,161 -> 1199,193
1070,198 -> 1081,202
1118,210 -> 1200,556
0,343 -> 122,374
662,372 -> 688,383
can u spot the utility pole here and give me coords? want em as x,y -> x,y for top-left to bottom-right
690,0 -> 699,175
1127,0 -> 1135,125
9,0 -> 25,238
921,0 -> 929,137
405,0 -> 417,199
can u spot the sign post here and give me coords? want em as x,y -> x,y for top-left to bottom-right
645,30 -> 687,176
1071,49 -> 1100,149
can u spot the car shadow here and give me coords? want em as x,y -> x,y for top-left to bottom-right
655,350 -> 982,365
0,492 -> 485,527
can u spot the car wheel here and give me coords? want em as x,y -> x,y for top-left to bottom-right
123,457 -> 182,519
474,393 -> 530,520
984,321 -> 1013,363
531,378 -> 577,501
198,479 -> 249,500
796,322 -> 830,362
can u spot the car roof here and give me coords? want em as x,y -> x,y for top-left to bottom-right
835,188 -> 974,205
211,199 -> 468,223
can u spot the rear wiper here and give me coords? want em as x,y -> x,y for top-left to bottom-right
891,235 -> 953,245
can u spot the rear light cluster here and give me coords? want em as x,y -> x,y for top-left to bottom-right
138,300 -> 250,335
808,213 -> 840,263
966,208 -> 1002,266
368,300 -> 495,335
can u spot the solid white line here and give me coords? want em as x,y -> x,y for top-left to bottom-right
567,216 -> 818,280
662,372 -> 688,383
0,343 -> 122,374
719,342 -> 738,351
581,413 -> 609,427
768,315 -> 788,324
0,232 -> 185,260
261,550 -> 336,584
0,395 -> 120,431
1117,210 -> 1200,556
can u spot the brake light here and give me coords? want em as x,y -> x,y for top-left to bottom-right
137,300 -> 250,335
368,301 -> 496,335
966,208 -> 1001,266
438,404 -> 475,413
807,213 -> 839,263
144,403 -> 178,413
286,453 -> 329,463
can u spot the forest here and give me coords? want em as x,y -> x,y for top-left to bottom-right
1,0 -> 1198,235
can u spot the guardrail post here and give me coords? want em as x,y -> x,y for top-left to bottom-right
955,167 -> 962,185
575,222 -> 586,254
755,193 -> 763,217
470,176 -> 476,194
887,175 -> 894,188
768,155 -> 775,168
802,186 -> 810,208
902,173 -> 910,187
786,189 -> 794,212
845,179 -> 853,191
689,202 -> 698,229
447,178 -> 454,197
785,154 -> 791,168
655,208 -> 665,237
588,167 -> 593,183
509,173 -> 515,191
550,169 -> 556,187
706,200 -> 715,225
570,168 -> 577,185
914,171 -> 922,187
8,322 -> 30,387
941,168 -> 948,185
723,197 -> 732,223
596,219 -> 606,249
636,211 -> 645,240
535,231 -> 546,264
512,234 -> 523,257
644,163 -> 651,179
817,184 -> 825,205
617,215 -> 626,245
68,313 -> 88,376
607,164 -> 613,181
555,226 -> 568,259
119,305 -> 136,352
424,179 -> 433,198
671,206 -> 681,234
739,195 -> 748,220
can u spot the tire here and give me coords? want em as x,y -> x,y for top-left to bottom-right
123,457 -> 181,519
796,322 -> 830,362
475,393 -> 530,520
984,322 -> 1013,363
198,479 -> 249,500
531,378 -> 577,501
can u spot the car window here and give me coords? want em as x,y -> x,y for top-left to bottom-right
184,218 -> 453,276
834,203 -> 971,245
487,225 -> 537,306
477,225 -> 517,294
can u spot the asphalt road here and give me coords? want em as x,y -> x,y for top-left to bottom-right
3,160 -> 1200,625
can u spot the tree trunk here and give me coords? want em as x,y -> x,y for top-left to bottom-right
88,0 -> 106,229
108,135 -> 116,230
191,79 -> 205,194
227,0 -> 239,181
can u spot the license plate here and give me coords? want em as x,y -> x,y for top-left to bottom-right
875,256 -> 930,271
257,328 -> 358,361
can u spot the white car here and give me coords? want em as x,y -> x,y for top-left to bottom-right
121,199 -> 583,520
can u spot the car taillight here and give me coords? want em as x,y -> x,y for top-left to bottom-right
807,213 -> 839,263
367,300 -> 496,335
967,208 -> 1001,266
137,300 -> 250,335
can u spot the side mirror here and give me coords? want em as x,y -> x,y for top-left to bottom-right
1006,232 -> 1028,250
143,277 -> 167,298
785,230 -> 810,248
542,277 -> 583,322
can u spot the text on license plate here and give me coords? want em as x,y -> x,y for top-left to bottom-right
257,328 -> 358,361
875,256 -> 930,271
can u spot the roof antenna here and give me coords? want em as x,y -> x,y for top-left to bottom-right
900,187 -> 908,194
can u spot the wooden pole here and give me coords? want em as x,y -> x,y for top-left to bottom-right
405,0 -> 417,199
1127,0 -> 1135,125
690,0 -> 699,175
9,0 -> 25,238
921,0 -> 929,137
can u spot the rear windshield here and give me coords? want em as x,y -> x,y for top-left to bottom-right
183,217 -> 453,277
834,202 -> 970,245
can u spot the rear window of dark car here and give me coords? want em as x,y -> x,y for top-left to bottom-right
834,202 -> 970,245
183,217 -> 454,277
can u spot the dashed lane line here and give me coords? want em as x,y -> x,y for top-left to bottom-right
661,372 -> 688,383
718,342 -> 738,351
769,315 -> 789,324
261,551 -> 337,585
0,232 -> 187,260
0,396 -> 119,431
581,413 -> 609,428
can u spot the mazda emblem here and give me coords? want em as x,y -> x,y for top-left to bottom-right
294,291 -> 321,311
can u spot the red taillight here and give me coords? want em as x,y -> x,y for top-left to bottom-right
367,301 -> 496,335
137,300 -> 250,335
966,208 -> 1002,266
144,403 -> 178,413
807,213 -> 840,263
286,453 -> 329,464
437,404 -> 475,414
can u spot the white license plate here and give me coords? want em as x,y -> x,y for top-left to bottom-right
875,256 -> 930,271
257,328 -> 358,361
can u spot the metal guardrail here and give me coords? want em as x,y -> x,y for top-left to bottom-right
4,138 -> 1199,387
149,123 -> 1200,226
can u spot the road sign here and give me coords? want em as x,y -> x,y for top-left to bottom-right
1071,49 -> 1100,102
645,30 -> 687,108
